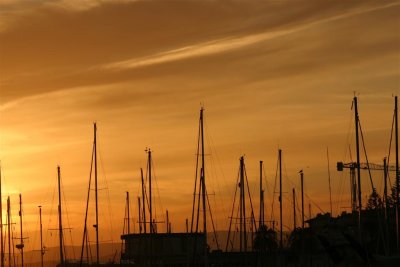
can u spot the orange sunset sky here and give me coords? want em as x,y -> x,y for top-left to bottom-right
0,0 -> 399,258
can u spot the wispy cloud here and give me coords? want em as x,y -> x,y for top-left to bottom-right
104,30 -> 293,70
104,1 -> 400,71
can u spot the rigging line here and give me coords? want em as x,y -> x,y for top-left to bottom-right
243,165 -> 257,231
45,173 -> 57,248
195,173 -> 202,234
205,187 -> 220,250
97,140 -> 116,251
281,161 -> 325,214
144,157 -> 151,215
358,119 -> 376,192
79,143 -> 94,266
204,126 -> 228,232
231,199 -> 241,252
27,209 -> 40,264
204,119 -> 230,228
225,168 -> 240,252
151,158 -> 165,225
61,176 -> 76,260
336,109 -> 355,214
270,154 -> 279,224
387,112 -> 395,189
191,118 -> 201,233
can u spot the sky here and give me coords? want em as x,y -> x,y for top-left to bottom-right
0,0 -> 399,259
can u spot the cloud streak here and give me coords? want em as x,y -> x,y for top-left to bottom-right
104,1 -> 400,71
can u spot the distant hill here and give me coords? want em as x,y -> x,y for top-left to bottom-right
19,242 -> 122,267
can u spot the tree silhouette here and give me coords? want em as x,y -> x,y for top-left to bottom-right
366,190 -> 383,210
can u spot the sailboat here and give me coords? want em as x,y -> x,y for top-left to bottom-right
121,109 -> 209,266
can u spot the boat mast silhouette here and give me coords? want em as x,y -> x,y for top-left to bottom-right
190,108 -> 208,266
354,96 -> 363,241
39,206 -> 44,267
56,166 -> 65,266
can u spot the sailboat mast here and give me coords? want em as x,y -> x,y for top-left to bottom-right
0,166 -> 4,267
19,194 -> 24,267
126,192 -> 130,234
137,197 -> 142,234
353,96 -> 362,240
395,95 -> 399,254
239,156 -> 247,252
141,168 -> 146,234
259,161 -> 263,228
200,108 -> 208,266
148,149 -> 153,233
279,149 -> 283,248
94,123 -> 100,264
7,197 -> 11,267
57,166 -> 64,266
293,188 -> 296,230
300,170 -> 304,229
39,206 -> 44,267
327,147 -> 333,216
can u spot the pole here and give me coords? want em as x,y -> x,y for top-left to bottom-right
239,156 -> 247,252
200,108 -> 208,266
137,197 -> 142,234
279,149 -> 283,249
166,210 -> 169,233
39,206 -> 44,267
94,123 -> 100,265
141,168 -> 146,234
126,192 -> 130,234
293,188 -> 296,230
354,96 -> 362,241
259,161 -> 263,229
327,147 -> 333,216
300,170 -> 304,230
147,149 -> 153,234
57,166 -> 64,266
19,194 -> 24,267
384,158 -> 388,220
351,167 -> 357,213
7,197 -> 10,267
0,165 -> 4,267
384,158 -> 390,256
395,95 -> 399,253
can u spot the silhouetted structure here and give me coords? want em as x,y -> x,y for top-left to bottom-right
121,233 -> 205,266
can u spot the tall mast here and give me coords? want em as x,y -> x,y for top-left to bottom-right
94,123 -> 99,264
395,95 -> 399,253
137,197 -> 142,234
147,149 -> 153,233
126,192 -> 130,234
200,108 -> 208,266
327,147 -> 333,216
57,166 -> 64,266
383,158 -> 390,256
0,165 -> 4,267
166,210 -> 169,233
7,197 -> 10,267
39,206 -> 44,267
354,96 -> 362,240
279,149 -> 283,248
293,188 -> 296,230
300,170 -> 304,230
141,168 -> 146,234
239,156 -> 247,252
259,161 -> 264,228
19,194 -> 24,267
384,158 -> 388,221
